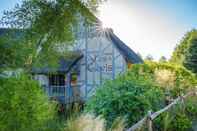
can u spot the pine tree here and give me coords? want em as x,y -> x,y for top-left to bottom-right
184,37 -> 197,74
159,56 -> 167,63
171,29 -> 197,74
171,29 -> 197,65
145,54 -> 154,61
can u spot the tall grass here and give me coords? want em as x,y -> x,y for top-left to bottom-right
154,69 -> 176,88
64,114 -> 124,131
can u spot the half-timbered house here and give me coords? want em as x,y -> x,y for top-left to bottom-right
0,12 -> 143,104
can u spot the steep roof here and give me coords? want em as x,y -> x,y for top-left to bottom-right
32,52 -> 83,74
83,4 -> 143,64
106,29 -> 143,63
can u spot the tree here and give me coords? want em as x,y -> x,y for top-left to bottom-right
145,54 -> 154,61
159,56 -> 167,63
0,29 -> 30,70
184,37 -> 197,74
171,29 -> 197,74
0,0 -> 104,70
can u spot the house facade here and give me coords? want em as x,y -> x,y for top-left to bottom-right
32,25 -> 143,103
0,16 -> 143,104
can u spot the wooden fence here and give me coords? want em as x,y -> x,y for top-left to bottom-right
126,89 -> 197,131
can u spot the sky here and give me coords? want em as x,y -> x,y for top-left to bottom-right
0,0 -> 197,60
98,0 -> 197,60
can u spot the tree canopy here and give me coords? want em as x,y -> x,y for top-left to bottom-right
145,54 -> 154,61
0,0 -> 104,70
159,56 -> 167,63
184,35 -> 197,74
171,29 -> 197,74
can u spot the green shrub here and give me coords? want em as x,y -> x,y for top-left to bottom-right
185,95 -> 197,120
154,104 -> 194,131
85,67 -> 165,127
0,75 -> 56,131
85,62 -> 197,129
171,113 -> 192,131
132,62 -> 197,97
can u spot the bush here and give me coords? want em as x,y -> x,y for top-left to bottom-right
0,75 -> 56,131
132,62 -> 197,97
185,95 -> 197,120
144,62 -> 197,97
85,66 -> 165,127
85,62 -> 197,128
154,103 -> 194,131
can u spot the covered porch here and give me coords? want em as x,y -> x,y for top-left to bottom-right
32,52 -> 83,104
44,73 -> 81,104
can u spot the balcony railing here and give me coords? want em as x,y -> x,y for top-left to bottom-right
43,85 -> 81,103
48,85 -> 66,97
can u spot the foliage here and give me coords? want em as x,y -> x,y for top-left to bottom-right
171,29 -> 197,64
0,0 -> 105,70
184,36 -> 197,74
145,54 -> 154,61
155,112 -> 192,131
154,101 -> 195,131
0,29 -> 33,70
159,56 -> 167,63
185,95 -> 197,120
171,113 -> 192,131
171,29 -> 197,74
85,62 -> 197,129
142,62 -> 197,97
85,65 -> 165,127
0,75 -> 56,131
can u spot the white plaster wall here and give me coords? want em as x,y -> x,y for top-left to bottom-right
76,34 -> 127,99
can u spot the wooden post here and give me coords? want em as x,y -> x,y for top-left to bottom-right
180,94 -> 186,112
147,110 -> 153,131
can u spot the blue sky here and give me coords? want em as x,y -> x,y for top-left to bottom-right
0,0 -> 21,13
1,0 -> 197,60
98,0 -> 197,60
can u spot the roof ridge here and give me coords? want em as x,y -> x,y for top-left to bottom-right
105,29 -> 143,63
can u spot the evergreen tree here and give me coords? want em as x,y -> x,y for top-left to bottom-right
184,37 -> 197,74
145,54 -> 154,61
159,56 -> 167,63
171,29 -> 197,64
171,29 -> 197,74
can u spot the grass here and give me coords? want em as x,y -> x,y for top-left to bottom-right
64,114 -> 125,131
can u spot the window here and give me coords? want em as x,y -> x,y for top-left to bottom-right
49,74 -> 66,86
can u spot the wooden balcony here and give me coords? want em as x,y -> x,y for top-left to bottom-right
43,85 -> 81,104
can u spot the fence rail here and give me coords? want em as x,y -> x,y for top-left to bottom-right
126,88 -> 197,131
